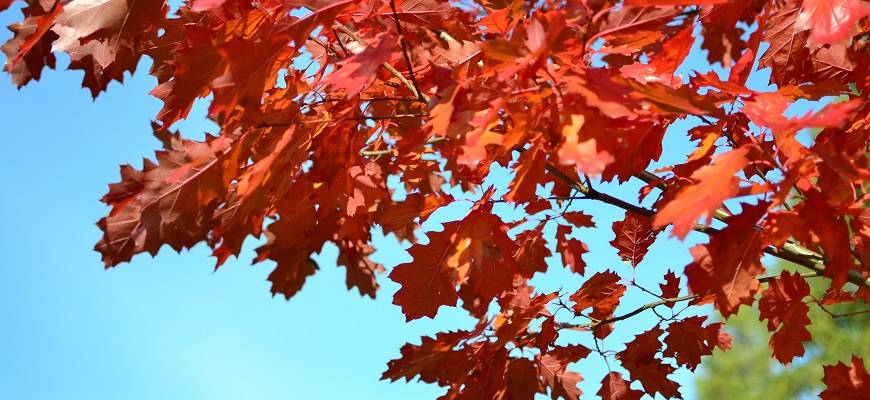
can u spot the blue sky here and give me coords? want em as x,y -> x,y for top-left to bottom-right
0,5 -> 817,399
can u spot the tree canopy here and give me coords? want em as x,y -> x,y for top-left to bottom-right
3,0 -> 870,398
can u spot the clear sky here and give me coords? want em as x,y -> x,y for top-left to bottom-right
0,5 -> 810,399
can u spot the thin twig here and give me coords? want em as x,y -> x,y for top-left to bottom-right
332,22 -> 427,102
557,272 -> 824,330
360,136 -> 447,156
810,296 -> 870,319
387,0 -> 427,102
259,113 -> 428,127
544,164 -> 870,289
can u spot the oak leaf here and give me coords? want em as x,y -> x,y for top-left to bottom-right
597,372 -> 643,400
684,202 -> 769,317
654,146 -> 750,239
758,270 -> 812,364
821,356 -> 870,399
610,212 -> 657,268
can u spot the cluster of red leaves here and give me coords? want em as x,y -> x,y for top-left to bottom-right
4,0 -> 870,398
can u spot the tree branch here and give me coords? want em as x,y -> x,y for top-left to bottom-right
259,113 -> 428,127
810,296 -> 870,320
331,22 -> 427,102
360,136 -> 447,156
557,272 -> 823,330
544,163 -> 870,290
387,0 -> 428,102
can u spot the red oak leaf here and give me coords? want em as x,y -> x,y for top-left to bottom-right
562,211 -> 595,228
597,372 -> 644,400
391,202 -> 519,320
382,330 -> 474,385
148,26 -> 225,128
537,315 -> 558,354
1,1 -> 62,87
654,146 -> 750,239
95,129 -> 242,267
505,145 -> 547,202
758,270 -> 812,364
557,225 -> 588,275
617,326 -> 681,398
507,357 -> 543,399
795,0 -> 870,48
537,345 -> 591,400
434,39 -> 481,65
495,292 -> 557,347
388,223 -> 463,320
821,356 -> 870,399
324,32 -> 398,97
610,212 -> 657,268
625,0 -> 727,4
663,316 -> 730,370
557,114 -> 614,177
514,229 -> 551,279
660,271 -> 681,306
569,271 -> 626,316
373,192 -> 453,240
684,202 -> 769,317
799,190 -> 856,290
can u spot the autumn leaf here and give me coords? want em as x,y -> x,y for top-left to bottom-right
562,211 -> 595,228
821,356 -> 870,399
2,1 -> 62,87
388,222 -> 463,321
373,192 -> 453,240
654,146 -> 750,239
617,327 -> 680,398
507,357 -> 542,399
557,225 -> 588,275
610,212 -> 657,268
382,330 -> 473,385
570,271 -> 626,316
597,372 -> 643,400
684,202 -> 769,317
95,129 -> 242,267
557,114 -> 614,177
659,270 -> 681,306
537,345 -> 591,400
625,0 -> 728,4
505,145 -> 546,202
795,0 -> 870,48
758,270 -> 812,364
663,316 -> 729,370
390,202 -> 519,320
324,32 -> 398,97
